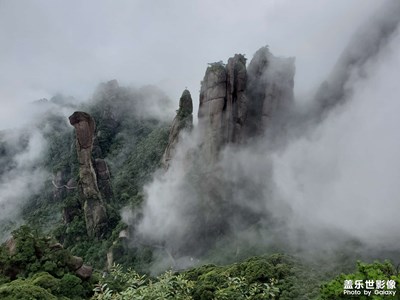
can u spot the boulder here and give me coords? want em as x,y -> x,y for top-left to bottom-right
75,264 -> 93,280
49,243 -> 63,250
67,255 -> 84,271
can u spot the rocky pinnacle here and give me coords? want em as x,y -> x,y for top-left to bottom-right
69,111 -> 107,238
161,89 -> 193,169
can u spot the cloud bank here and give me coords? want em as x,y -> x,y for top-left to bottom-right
129,0 -> 400,272
0,0 -> 383,128
0,129 -> 48,241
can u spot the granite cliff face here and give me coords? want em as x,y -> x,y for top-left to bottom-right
197,47 -> 295,161
94,158 -> 113,200
69,111 -> 107,238
161,89 -> 193,169
246,47 -> 295,137
198,55 -> 248,163
154,47 -> 296,256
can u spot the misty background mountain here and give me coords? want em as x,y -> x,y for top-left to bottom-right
1,0 -> 400,299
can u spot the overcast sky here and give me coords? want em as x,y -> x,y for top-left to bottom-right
0,0 -> 382,129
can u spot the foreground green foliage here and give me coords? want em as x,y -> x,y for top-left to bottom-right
92,261 -> 279,300
0,226 -> 95,299
3,225 -> 400,299
92,265 -> 193,300
320,260 -> 400,299
0,279 -> 57,300
184,254 -> 308,300
90,258 -> 400,300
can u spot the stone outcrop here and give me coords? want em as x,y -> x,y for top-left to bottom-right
106,250 -> 114,271
58,245 -> 93,279
94,158 -> 113,200
5,237 -> 16,255
62,198 -> 81,224
67,255 -> 84,271
69,111 -> 107,238
225,54 -> 248,144
161,48 -> 295,255
3,233 -> 93,280
197,48 -> 295,162
75,264 -> 93,280
246,46 -> 295,137
198,55 -> 248,157
161,89 -> 193,169
49,243 -> 63,250
198,62 -> 228,163
106,230 -> 129,271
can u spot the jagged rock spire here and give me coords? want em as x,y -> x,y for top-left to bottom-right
161,89 -> 193,169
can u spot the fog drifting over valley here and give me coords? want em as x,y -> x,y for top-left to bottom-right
1,0 -> 400,271
126,0 -> 400,271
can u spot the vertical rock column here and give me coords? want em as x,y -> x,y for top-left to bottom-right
225,54 -> 248,144
198,54 -> 249,162
69,111 -> 108,238
94,158 -> 113,201
194,58 -> 249,248
198,62 -> 228,163
198,48 -> 294,152
246,46 -> 295,136
161,89 -> 193,169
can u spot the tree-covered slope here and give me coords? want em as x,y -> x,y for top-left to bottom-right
0,81 -> 170,270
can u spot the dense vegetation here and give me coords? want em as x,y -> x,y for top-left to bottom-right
0,226 -> 96,299
320,261 -> 400,299
13,83 -> 171,271
2,225 -> 400,299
